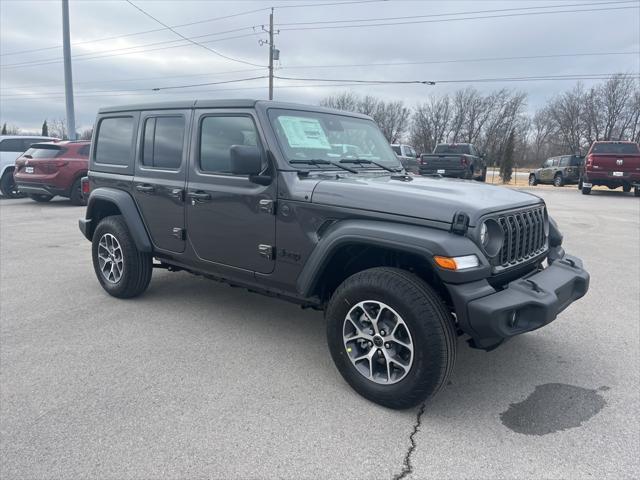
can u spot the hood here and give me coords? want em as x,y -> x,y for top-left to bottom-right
311,175 -> 542,226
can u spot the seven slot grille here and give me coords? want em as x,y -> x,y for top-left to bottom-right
495,206 -> 547,267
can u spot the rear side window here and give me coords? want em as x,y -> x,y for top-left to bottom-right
95,117 -> 134,165
141,116 -> 184,169
570,156 -> 583,166
199,116 -> 259,174
391,145 -> 401,155
559,157 -> 569,167
78,144 -> 91,157
0,139 -> 25,152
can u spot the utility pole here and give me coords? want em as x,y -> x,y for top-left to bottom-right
61,0 -> 76,140
268,8 -> 274,100
261,9 -> 279,100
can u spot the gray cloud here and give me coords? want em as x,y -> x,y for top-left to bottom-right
1,0 -> 638,132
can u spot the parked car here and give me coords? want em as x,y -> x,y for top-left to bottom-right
580,141 -> 640,196
419,143 -> 487,181
79,99 -> 589,409
14,140 -> 91,205
528,154 -> 584,187
391,143 -> 419,174
0,135 -> 57,197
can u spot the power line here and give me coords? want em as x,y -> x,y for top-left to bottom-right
3,50 -> 637,95
2,73 -> 637,102
124,0 -> 265,67
279,5 -> 640,31
0,32 -> 263,70
0,0 -> 384,58
275,1 -> 636,26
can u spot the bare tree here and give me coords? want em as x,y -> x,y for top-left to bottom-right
79,128 -> 93,140
48,118 -> 68,140
320,93 -> 410,143
410,95 -> 452,154
548,83 -> 585,154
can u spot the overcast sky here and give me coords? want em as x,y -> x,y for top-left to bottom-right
1,0 -> 638,132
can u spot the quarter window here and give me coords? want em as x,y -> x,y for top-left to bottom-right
141,116 -> 184,169
95,116 -> 134,166
199,116 -> 259,174
0,139 -> 24,152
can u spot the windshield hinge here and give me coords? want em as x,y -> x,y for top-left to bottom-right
451,212 -> 469,235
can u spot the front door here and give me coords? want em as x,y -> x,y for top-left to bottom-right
133,110 -> 189,253
186,110 -> 276,274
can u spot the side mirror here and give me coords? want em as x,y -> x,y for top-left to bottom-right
230,145 -> 262,175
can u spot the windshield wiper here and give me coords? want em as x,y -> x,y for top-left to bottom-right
290,159 -> 358,174
339,158 -> 402,173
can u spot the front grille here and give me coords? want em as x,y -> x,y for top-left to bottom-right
495,205 -> 547,268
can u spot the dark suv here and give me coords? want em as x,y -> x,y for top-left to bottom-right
79,99 -> 590,409
529,155 -> 583,187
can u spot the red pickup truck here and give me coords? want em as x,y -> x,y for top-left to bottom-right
580,141 -> 640,196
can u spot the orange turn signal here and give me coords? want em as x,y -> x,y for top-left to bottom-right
434,256 -> 458,270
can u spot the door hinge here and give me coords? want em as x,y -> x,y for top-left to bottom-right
258,244 -> 275,260
172,227 -> 185,240
259,199 -> 275,215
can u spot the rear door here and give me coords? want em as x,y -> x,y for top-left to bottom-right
133,110 -> 190,253
186,109 -> 276,274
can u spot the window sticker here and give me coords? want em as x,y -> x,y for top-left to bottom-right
277,116 -> 332,149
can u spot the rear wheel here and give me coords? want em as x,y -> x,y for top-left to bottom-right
92,215 -> 152,298
622,185 -> 631,193
29,194 -> 53,202
634,187 -> 640,197
553,174 -> 564,187
529,174 -> 538,186
69,177 -> 86,206
326,267 -> 456,409
581,186 -> 592,195
0,170 -> 24,198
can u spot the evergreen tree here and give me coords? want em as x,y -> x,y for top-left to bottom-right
500,129 -> 515,183
1,123 -> 6,135
41,120 -> 49,136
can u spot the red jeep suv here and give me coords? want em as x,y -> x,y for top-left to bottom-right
14,141 -> 91,205
580,141 -> 640,196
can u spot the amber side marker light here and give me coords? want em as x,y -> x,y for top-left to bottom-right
434,255 -> 480,271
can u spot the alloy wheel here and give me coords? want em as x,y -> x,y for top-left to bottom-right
343,300 -> 414,385
97,233 -> 124,283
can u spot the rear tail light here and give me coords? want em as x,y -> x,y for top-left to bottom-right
586,155 -> 593,167
81,177 -> 90,196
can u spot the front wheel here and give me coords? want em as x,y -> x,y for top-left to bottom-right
92,215 -> 152,298
529,174 -> 538,186
634,187 -> 640,197
622,185 -> 631,193
581,186 -> 592,195
326,267 -> 456,409
29,194 -> 53,202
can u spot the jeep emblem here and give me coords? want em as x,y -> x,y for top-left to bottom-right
616,159 -> 624,166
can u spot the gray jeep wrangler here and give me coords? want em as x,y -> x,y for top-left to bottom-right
79,100 -> 590,409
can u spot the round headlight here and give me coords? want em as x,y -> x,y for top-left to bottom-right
480,222 -> 489,246
479,219 -> 504,258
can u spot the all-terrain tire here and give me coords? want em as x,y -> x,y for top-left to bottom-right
581,186 -> 592,195
622,185 -> 631,193
29,194 -> 53,202
553,174 -> 564,187
634,187 -> 640,197
92,215 -> 152,298
69,177 -> 86,206
529,174 -> 538,186
326,267 -> 456,410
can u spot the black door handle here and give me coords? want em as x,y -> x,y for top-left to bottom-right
187,191 -> 211,202
136,184 -> 155,193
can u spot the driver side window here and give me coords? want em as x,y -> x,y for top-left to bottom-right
199,115 -> 260,174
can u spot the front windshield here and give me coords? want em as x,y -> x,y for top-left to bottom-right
268,108 -> 402,170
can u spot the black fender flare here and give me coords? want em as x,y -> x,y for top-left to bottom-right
296,219 -> 490,297
80,187 -> 152,252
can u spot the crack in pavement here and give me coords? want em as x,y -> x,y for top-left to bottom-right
392,402 -> 426,480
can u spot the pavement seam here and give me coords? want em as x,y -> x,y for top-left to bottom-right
391,402 -> 426,480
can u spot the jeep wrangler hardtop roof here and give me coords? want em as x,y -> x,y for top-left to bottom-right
98,99 -> 372,120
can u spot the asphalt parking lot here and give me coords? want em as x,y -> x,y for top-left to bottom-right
1,187 -> 638,479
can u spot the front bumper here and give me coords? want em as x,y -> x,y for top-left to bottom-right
446,250 -> 589,350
